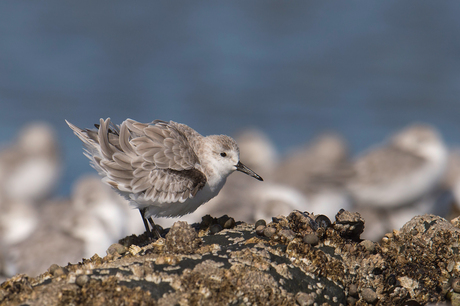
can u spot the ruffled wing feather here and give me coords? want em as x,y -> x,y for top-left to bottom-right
67,118 -> 206,204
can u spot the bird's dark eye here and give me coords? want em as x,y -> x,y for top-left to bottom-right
220,152 -> 227,157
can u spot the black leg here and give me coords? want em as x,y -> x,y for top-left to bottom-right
147,217 -> 161,239
139,208 -> 151,233
139,208 -> 161,238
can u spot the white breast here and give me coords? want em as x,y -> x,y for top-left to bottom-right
141,179 -> 226,218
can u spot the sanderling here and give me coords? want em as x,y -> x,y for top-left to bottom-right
66,118 -> 263,235
0,122 -> 60,203
276,133 -> 349,190
275,133 -> 352,218
347,124 -> 447,208
346,124 -> 448,240
5,197 -> 85,277
0,123 -> 59,264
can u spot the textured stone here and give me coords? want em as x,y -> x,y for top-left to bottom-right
107,243 -> 128,255
334,209 -> 364,239
303,233 -> 319,246
362,287 -> 378,304
165,221 -> 201,254
2,212 -> 460,306
255,219 -> 266,228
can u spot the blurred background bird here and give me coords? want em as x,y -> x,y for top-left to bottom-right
346,124 -> 449,240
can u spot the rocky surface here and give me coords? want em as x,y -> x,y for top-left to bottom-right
1,210 -> 460,305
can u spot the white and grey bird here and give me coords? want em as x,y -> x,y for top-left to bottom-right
66,118 -> 263,236
346,124 -> 448,240
347,123 -> 447,208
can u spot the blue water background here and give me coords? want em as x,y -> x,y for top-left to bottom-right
1,1 -> 460,195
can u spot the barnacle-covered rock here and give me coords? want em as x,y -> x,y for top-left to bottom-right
2,211 -> 460,305
334,209 -> 365,240
164,221 -> 201,254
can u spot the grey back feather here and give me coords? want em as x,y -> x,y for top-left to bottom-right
66,118 -> 207,204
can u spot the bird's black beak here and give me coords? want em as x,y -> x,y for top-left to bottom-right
235,161 -> 263,181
